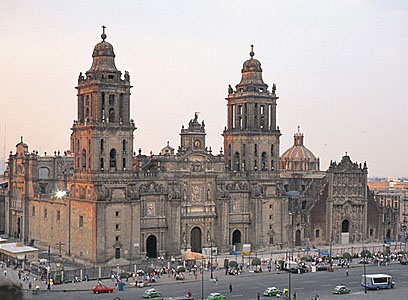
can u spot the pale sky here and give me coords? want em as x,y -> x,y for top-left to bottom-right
0,0 -> 407,177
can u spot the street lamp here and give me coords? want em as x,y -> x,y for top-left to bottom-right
363,244 -> 367,294
210,242 -> 213,280
288,212 -> 293,300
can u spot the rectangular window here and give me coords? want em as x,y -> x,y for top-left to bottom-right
370,229 -> 374,236
115,224 -> 120,231
79,215 -> 84,228
115,248 -> 120,259
269,204 -> 273,209
57,210 -> 60,222
269,224 -> 273,230
115,236 -> 120,242
269,236 -> 273,244
44,208 -> 47,219
115,211 -> 120,218
269,215 -> 273,220
32,207 -> 35,217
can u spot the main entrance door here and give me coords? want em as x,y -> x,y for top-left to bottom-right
232,230 -> 242,245
146,235 -> 157,258
341,220 -> 350,244
295,230 -> 301,246
191,227 -> 202,252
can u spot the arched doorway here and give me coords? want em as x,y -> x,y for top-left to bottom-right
341,220 -> 350,244
386,229 -> 391,242
342,220 -> 349,233
191,227 -> 202,253
232,230 -> 242,245
295,229 -> 301,246
146,235 -> 157,258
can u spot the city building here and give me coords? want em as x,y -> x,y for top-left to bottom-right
4,30 -> 397,265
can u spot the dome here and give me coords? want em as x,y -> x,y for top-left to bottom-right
92,41 -> 115,58
87,28 -> 118,73
236,45 -> 267,89
280,127 -> 320,171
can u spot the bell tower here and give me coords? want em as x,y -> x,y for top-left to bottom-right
223,46 -> 281,172
71,27 -> 135,176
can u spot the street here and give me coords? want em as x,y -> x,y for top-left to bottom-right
20,262 -> 408,300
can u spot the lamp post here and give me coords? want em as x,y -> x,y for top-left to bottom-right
288,212 -> 293,300
201,256 -> 204,300
210,241 -> 213,280
363,244 -> 367,294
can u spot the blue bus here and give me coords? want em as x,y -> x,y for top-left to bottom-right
361,274 -> 395,290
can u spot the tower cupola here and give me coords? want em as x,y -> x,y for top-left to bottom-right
236,45 -> 267,91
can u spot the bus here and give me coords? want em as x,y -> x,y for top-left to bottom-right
361,274 -> 395,290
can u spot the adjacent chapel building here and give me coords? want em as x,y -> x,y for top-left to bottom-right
4,31 -> 397,265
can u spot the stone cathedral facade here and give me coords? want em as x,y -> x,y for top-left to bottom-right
4,32 -> 397,265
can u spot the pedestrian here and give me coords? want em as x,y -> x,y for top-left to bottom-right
3,269 -> 7,277
194,272 -> 197,280
257,292 -> 261,300
188,290 -> 192,297
229,283 -> 233,293
346,269 -> 349,276
215,276 -> 218,285
29,282 -> 32,290
293,292 -> 296,300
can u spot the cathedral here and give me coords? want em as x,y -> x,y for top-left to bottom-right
4,30 -> 397,265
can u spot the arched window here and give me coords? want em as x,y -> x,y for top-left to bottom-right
234,152 -> 240,171
39,167 -> 50,179
100,139 -> 104,153
261,152 -> 267,171
315,229 -> 320,238
85,107 -> 89,120
109,108 -> 115,122
271,144 -> 274,156
271,160 -> 274,170
122,140 -> 126,153
110,149 -> 116,169
228,144 -> 231,156
122,157 -> 126,170
254,144 -> 257,156
82,149 -> 86,169
100,158 -> 104,170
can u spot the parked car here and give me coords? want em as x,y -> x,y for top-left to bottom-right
264,287 -> 282,296
143,288 -> 161,298
332,285 -> 350,294
92,284 -> 113,294
207,292 -> 226,300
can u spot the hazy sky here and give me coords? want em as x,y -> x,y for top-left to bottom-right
0,0 -> 407,177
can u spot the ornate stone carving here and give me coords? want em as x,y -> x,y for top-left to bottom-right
139,182 -> 165,194
192,185 -> 203,202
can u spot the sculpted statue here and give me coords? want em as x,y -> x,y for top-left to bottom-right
228,84 -> 233,94
124,70 -> 130,81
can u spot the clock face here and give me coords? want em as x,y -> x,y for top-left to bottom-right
194,139 -> 201,148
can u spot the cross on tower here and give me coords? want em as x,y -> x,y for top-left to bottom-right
101,25 -> 107,41
250,45 -> 254,57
